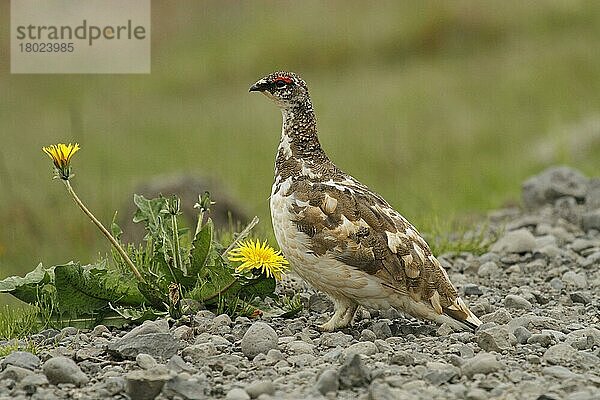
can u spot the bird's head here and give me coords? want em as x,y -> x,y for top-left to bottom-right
249,71 -> 310,109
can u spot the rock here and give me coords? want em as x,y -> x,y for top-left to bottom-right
344,341 -> 378,357
0,365 -> 33,382
212,313 -> 233,328
582,209 -> 600,231
241,322 -> 278,359
491,229 -> 537,253
477,261 -> 500,277
136,353 -> 157,370
480,309 -> 513,325
42,356 -> 89,386
18,373 -> 49,394
182,343 -> 219,363
173,325 -> 194,341
565,328 -> 600,350
476,327 -> 515,352
108,332 -> 180,360
0,351 -> 40,371
315,369 -> 339,395
308,293 -> 333,313
504,294 -> 533,310
436,323 -> 455,336
125,366 -> 174,400
542,366 -> 580,379
226,388 -> 250,400
527,333 -> 553,347
92,324 -> 110,336
166,355 -> 195,373
570,292 -> 591,304
369,380 -> 399,400
542,344 -> 596,367
162,373 -> 207,400
513,326 -> 532,344
423,362 -> 459,385
549,277 -> 564,290
463,284 -> 483,296
320,331 -> 353,348
360,329 -> 377,342
287,340 -> 315,355
371,320 -> 393,339
389,351 -> 415,366
522,166 -> 588,209
338,353 -> 371,389
102,376 -> 126,396
461,353 -> 503,377
562,271 -> 588,288
245,380 -> 275,398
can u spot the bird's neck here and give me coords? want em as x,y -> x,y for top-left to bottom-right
278,101 -> 326,162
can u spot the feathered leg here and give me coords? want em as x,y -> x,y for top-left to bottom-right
319,298 -> 358,332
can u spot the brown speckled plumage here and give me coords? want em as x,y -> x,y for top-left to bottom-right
250,71 -> 481,331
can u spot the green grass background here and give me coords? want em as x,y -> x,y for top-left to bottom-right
1,1 -> 600,306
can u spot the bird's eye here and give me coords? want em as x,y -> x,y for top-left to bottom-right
274,79 -> 287,88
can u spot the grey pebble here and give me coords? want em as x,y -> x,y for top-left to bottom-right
226,388 -> 250,400
463,283 -> 483,296
527,333 -> 553,347
491,229 -> 537,253
344,341 -> 378,357
315,369 -> 339,395
476,327 -> 515,352
241,322 -> 278,359
504,294 -> 533,310
570,292 -> 591,304
513,326 -> 532,344
162,373 -> 207,400
125,366 -> 173,400
42,356 -> 89,387
245,380 -> 275,398
338,353 -> 371,389
0,351 -> 40,371
0,365 -> 33,382
135,353 -> 157,369
477,261 -> 500,277
461,353 -> 503,377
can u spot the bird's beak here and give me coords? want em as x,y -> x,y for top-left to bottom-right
249,78 -> 269,92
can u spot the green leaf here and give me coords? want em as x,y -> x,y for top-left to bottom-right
187,260 -> 236,304
109,304 -> 168,324
0,263 -> 54,304
236,276 -> 277,300
189,218 -> 213,276
132,194 -> 168,239
137,282 -> 168,311
53,262 -> 145,318
53,263 -> 112,317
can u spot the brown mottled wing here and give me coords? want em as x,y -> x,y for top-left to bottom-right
287,177 -> 459,310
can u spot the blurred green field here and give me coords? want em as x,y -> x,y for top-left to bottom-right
1,1 -> 600,305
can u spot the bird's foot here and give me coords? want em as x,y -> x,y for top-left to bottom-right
317,302 -> 358,332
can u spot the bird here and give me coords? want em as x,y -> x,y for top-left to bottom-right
249,71 -> 482,332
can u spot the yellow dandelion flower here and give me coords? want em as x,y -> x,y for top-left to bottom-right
228,239 -> 289,280
42,143 -> 80,180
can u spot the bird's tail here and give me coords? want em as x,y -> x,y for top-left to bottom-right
442,296 -> 482,331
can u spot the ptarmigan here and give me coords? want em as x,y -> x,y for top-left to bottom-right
250,71 -> 482,332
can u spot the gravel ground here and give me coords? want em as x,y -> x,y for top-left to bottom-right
1,166 -> 598,400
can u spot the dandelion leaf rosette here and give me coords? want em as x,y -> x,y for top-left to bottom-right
0,263 -> 54,304
53,262 -> 145,318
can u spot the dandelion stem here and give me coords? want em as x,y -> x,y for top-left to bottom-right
63,180 -> 145,283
